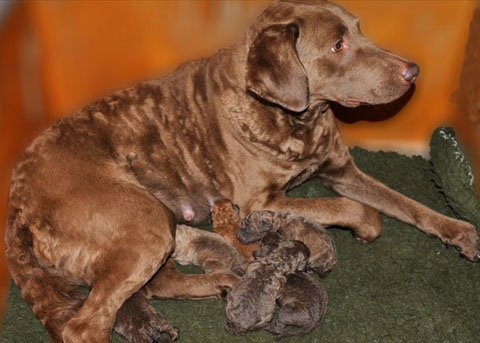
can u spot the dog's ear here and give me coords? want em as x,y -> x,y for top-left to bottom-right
246,23 -> 309,113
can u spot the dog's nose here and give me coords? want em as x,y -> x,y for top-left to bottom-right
402,63 -> 420,83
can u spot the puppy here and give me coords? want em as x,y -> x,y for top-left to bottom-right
267,272 -> 328,339
239,211 -> 336,276
173,224 -> 247,275
224,233 -> 309,335
211,199 -> 259,260
250,231 -> 328,339
143,226 -> 246,301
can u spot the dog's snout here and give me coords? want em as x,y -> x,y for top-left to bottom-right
402,62 -> 420,83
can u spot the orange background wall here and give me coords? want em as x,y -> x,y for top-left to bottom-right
0,0 -> 478,323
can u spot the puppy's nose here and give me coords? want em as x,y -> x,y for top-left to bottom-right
402,62 -> 420,83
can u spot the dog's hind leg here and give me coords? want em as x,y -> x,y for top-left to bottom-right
57,181 -> 176,343
61,219 -> 174,342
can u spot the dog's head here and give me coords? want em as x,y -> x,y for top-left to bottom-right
245,0 -> 418,112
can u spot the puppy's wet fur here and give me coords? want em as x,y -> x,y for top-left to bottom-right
240,211 -> 336,276
267,272 -> 328,339
224,234 -> 309,335
143,225 -> 246,302
173,224 -> 247,275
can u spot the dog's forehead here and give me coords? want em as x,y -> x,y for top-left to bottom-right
262,1 -> 359,29
252,0 -> 359,36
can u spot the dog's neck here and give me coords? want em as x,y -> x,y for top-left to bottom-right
205,40 -> 335,162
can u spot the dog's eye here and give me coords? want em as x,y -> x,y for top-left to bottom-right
331,40 -> 343,53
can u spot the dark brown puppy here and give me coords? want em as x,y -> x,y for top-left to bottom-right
5,0 -> 478,342
224,235 -> 309,335
240,210 -> 336,276
211,199 -> 259,260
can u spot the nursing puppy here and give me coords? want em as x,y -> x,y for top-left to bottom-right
211,199 -> 259,260
239,211 -> 336,276
140,225 -> 245,302
224,234 -> 309,335
173,224 -> 247,275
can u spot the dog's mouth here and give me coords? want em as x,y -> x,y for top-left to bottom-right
345,98 -> 370,107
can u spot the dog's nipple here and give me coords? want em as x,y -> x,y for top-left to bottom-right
182,207 -> 195,222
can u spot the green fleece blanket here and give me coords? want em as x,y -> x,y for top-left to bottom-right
2,127 -> 479,343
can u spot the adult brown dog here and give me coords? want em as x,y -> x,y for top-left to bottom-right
5,0 -> 479,342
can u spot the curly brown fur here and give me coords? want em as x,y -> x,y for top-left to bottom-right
173,224 -> 247,275
211,199 -> 259,260
5,0 -> 477,341
267,272 -> 328,339
224,239 -> 309,335
240,211 -> 336,276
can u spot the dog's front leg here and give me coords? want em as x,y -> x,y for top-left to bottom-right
263,196 -> 383,243
318,159 -> 479,261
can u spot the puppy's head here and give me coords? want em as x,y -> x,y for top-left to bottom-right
246,0 -> 418,112
237,210 -> 277,244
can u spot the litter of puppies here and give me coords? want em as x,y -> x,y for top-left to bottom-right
169,200 -> 336,339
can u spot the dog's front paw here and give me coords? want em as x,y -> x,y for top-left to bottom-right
448,220 -> 479,262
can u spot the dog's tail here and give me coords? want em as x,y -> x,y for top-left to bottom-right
5,195 -> 85,342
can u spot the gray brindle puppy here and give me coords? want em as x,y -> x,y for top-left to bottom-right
5,1 -> 478,342
224,236 -> 310,335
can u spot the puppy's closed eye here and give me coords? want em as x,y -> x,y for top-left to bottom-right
232,203 -> 240,214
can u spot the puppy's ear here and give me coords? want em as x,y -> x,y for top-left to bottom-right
246,23 -> 309,113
